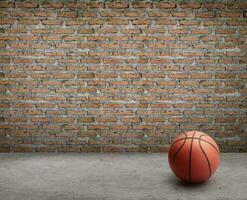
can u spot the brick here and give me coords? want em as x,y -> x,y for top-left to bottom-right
216,118 -> 236,123
66,2 -> 87,8
180,36 -> 199,41
108,3 -> 128,9
126,146 -> 148,152
168,117 -> 188,123
34,11 -> 55,17
180,20 -> 200,26
132,2 -> 152,8
16,2 -> 38,8
78,28 -> 94,34
191,73 -> 212,79
78,117 -> 95,123
78,87 -> 97,93
77,73 -> 94,79
98,28 -> 118,34
202,3 -> 225,9
31,29 -> 52,34
147,11 -> 170,17
155,3 -> 176,8
11,11 -> 33,17
226,21 -> 247,26
53,117 -> 74,123
156,19 -> 177,25
216,29 -> 237,34
191,118 -> 211,123
150,146 -> 169,152
124,12 -> 145,17
18,19 -> 39,25
42,35 -> 62,41
42,3 -> 64,9
12,146 -> 34,152
65,20 -> 86,26
196,11 -> 216,18
191,29 -> 211,34
58,11 -> 78,18
126,103 -> 148,108
220,12 -> 242,17
120,73 -> 141,79
102,146 -> 125,152
82,12 -> 97,17
56,43 -> 75,49
109,19 -> 129,25
215,73 -> 236,79
88,2 -> 104,8
88,18 -> 105,25
121,117 -> 141,123
80,103 -> 100,108
78,43 -> 97,48
179,3 -> 201,8
132,19 -> 151,25
96,117 -> 118,123
171,12 -> 192,17
146,28 -> 165,34
0,2 -> 14,8
0,19 -> 15,25
0,146 -> 10,152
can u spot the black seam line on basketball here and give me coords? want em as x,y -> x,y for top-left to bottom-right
199,134 -> 212,178
189,131 -> 195,183
201,135 -> 219,153
172,133 -> 187,164
171,136 -> 219,153
171,134 -> 206,146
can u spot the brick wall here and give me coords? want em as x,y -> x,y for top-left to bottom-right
0,0 -> 246,152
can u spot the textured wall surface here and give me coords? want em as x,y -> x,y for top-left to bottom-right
0,0 -> 246,152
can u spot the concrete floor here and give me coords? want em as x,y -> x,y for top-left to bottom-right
0,153 -> 246,200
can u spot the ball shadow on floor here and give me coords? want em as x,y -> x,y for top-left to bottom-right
165,173 -> 210,189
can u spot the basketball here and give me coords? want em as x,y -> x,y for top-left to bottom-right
168,131 -> 220,183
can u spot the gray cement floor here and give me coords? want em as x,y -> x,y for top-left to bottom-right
0,153 -> 246,200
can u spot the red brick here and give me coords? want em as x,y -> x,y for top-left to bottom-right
155,3 -> 176,8
78,43 -> 97,48
0,19 -> 15,25
80,103 -> 100,108
108,19 -> 129,25
88,18 -> 105,25
196,11 -> 216,18
132,19 -> 151,25
121,117 -> 141,123
12,146 -> 34,152
18,19 -> 39,25
108,3 -> 128,9
78,117 -> 95,123
16,2 -> 38,8
42,3 -> 64,8
156,19 -> 177,25
220,12 -> 242,17
34,11 -> 55,17
58,11 -> 78,18
78,28 -> 94,34
180,3 -> 201,8
171,12 -> 192,17
132,2 -> 152,8
180,20 -> 200,26
124,12 -> 144,17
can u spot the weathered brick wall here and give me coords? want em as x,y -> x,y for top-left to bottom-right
0,0 -> 246,152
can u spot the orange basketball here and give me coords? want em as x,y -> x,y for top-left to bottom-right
168,131 -> 220,183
